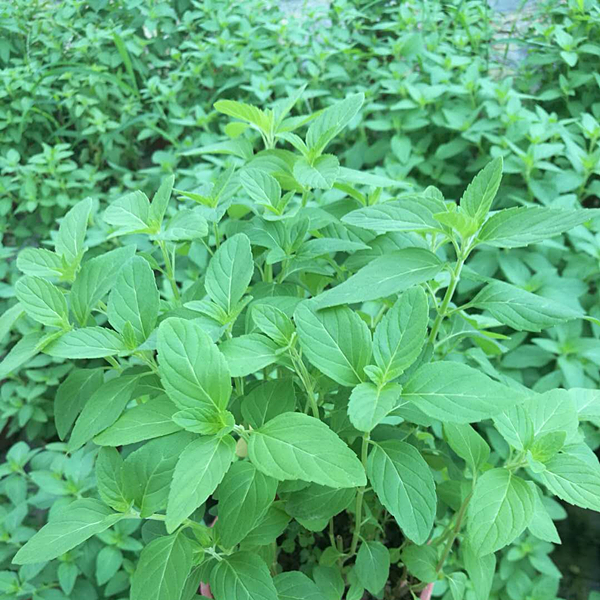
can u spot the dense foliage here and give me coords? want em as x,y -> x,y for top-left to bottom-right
1,1 -> 600,599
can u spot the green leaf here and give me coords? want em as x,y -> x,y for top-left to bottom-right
312,249 -> 442,309
367,441 -> 436,544
15,276 -> 69,328
96,447 -> 130,512
341,199 -> 440,233
240,168 -> 281,206
243,503 -> 291,547
528,389 -> 579,444
241,379 -> 296,429
403,361 -> 526,423
44,327 -> 127,358
348,382 -> 402,432
130,531 -> 194,600
157,317 -> 232,412
216,461 -> 278,548
107,256 -> 159,345
528,487 -> 561,544
162,209 -> 209,241
470,280 -> 583,332
0,302 -> 24,345
568,388 -> 600,421
447,572 -> 467,600
68,375 -> 139,451
214,100 -> 271,134
306,93 -> 364,152
94,395 -> 182,446
373,286 -> 429,382
400,544 -> 438,583
443,423 -> 490,471
55,368 -> 104,439
96,546 -> 122,586
355,541 -> 390,594
17,247 -> 64,278
313,565 -> 344,600
124,432 -> 194,518
460,157 -> 503,222
0,332 -> 45,380
295,303 -> 372,387
462,542 -> 495,600
205,234 -> 254,314
477,207 -> 600,248
274,571 -> 322,600
148,174 -> 174,229
466,468 -> 535,555
251,303 -> 295,346
293,155 -> 340,190
104,191 -> 152,235
248,412 -> 366,488
71,245 -> 136,326
541,453 -> 600,511
166,434 -> 235,532
55,198 -> 93,265
493,404 -> 534,451
284,483 -> 355,521
209,552 -> 278,600
220,333 -> 280,377
13,499 -> 122,564
172,405 -> 234,435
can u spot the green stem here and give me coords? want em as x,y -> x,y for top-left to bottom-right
158,240 -> 181,302
350,433 -> 370,555
435,490 -> 472,573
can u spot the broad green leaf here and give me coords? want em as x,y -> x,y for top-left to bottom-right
13,499 -> 122,564
367,440 -> 436,544
0,332 -> 45,380
96,546 -> 123,586
400,544 -> 438,583
15,276 -> 69,328
251,303 -> 295,346
17,248 -> 63,278
477,207 -> 600,248
209,552 -> 278,600
166,434 -> 235,532
94,395 -> 182,446
172,405 -> 234,435
443,423 -> 490,471
355,541 -> 390,594
55,198 -> 93,265
348,382 -> 402,432
493,404 -> 534,451
55,368 -> 104,440
341,199 -> 440,233
274,571 -> 322,600
248,412 -> 366,488
220,333 -> 280,377
284,483 -> 355,521
568,388 -> 600,421
541,453 -> 600,511
157,317 -> 232,412
306,93 -> 364,152
68,375 -> 139,451
403,362 -> 526,423
214,100 -> 271,134
298,238 -> 370,259
44,327 -> 127,358
124,432 -> 194,518
240,168 -> 281,206
130,531 -> 193,600
528,389 -> 579,444
293,155 -> 340,190
462,542 -> 495,600
0,302 -> 24,345
528,487 -> 561,544
466,468 -> 535,555
148,174 -> 174,229
242,503 -> 291,547
71,245 -> 136,325
216,461 -> 278,548
104,191 -> 152,235
312,249 -> 442,309
373,286 -> 429,381
241,379 -> 296,429
447,572 -> 467,600
470,280 -> 583,332
295,303 -> 372,387
162,209 -> 208,241
313,565 -> 344,600
205,234 -> 254,313
108,256 -> 159,345
96,447 -> 130,512
460,157 -> 503,222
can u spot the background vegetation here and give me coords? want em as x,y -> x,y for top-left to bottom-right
0,0 -> 599,599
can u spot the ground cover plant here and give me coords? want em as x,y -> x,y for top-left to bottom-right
1,91 -> 600,600
1,0 -> 600,599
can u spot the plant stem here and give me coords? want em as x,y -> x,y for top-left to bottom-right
435,490 -> 472,573
158,240 -> 180,302
350,433 -> 370,555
